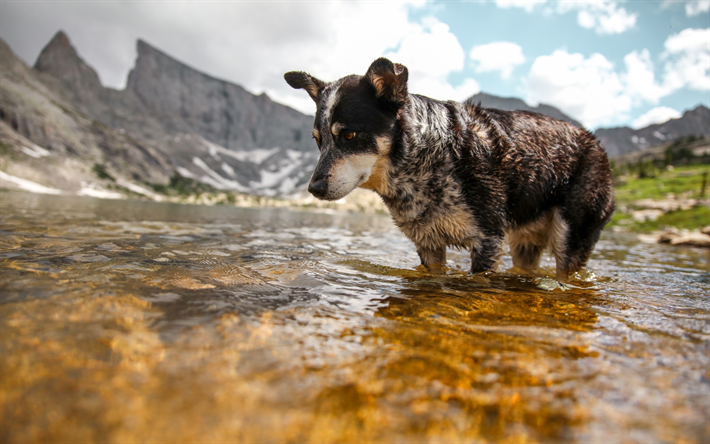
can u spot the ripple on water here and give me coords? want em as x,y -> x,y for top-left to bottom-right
0,191 -> 708,443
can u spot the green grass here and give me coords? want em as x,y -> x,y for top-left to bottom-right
614,165 -> 709,204
645,206 -> 709,231
92,163 -> 115,182
0,140 -> 12,156
150,172 -> 220,196
609,165 -> 710,232
612,206 -> 710,233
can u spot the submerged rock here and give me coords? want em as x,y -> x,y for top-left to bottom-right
639,228 -> 710,248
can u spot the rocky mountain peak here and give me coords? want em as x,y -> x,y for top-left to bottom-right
0,38 -> 28,77
33,30 -> 102,91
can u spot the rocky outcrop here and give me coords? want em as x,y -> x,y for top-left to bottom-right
126,40 -> 313,152
595,106 -> 710,158
639,228 -> 710,249
33,31 -> 104,105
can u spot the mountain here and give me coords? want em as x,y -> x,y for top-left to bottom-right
595,106 -> 710,158
0,35 -> 173,195
2,31 -> 708,199
466,92 -> 583,128
1,31 -> 317,197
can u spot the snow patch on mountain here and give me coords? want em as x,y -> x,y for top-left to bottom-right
0,170 -> 62,194
192,156 -> 250,192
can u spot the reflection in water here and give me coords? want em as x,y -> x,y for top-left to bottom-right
1,191 -> 708,443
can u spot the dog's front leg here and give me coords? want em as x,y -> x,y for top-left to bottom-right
470,237 -> 504,274
416,245 -> 446,272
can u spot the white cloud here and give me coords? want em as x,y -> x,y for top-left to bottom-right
662,28 -> 710,91
495,0 -> 636,34
2,1 -> 451,115
622,49 -> 670,104
386,19 -> 465,78
495,0 -> 544,12
525,38 -> 707,128
526,50 -> 632,128
570,1 -> 637,35
632,106 -> 682,129
686,1 -> 710,16
384,18 -> 480,101
469,41 -> 525,79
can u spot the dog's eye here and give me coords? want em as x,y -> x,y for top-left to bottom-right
343,131 -> 356,141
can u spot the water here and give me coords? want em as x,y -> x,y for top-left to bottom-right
1,190 -> 708,443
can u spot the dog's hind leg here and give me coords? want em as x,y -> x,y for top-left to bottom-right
470,236 -> 504,273
417,245 -> 446,271
554,208 -> 612,279
554,140 -> 615,279
508,216 -> 551,272
554,225 -> 600,279
510,243 -> 544,271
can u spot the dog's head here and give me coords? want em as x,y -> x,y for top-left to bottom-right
284,58 -> 408,200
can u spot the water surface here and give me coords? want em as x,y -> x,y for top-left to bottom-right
1,191 -> 708,443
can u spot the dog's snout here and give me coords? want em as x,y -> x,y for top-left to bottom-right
308,178 -> 328,198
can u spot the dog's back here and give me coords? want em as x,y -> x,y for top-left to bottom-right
452,104 -> 614,275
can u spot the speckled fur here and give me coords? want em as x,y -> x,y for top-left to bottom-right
285,58 -> 614,278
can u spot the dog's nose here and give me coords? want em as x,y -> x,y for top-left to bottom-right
308,178 -> 328,197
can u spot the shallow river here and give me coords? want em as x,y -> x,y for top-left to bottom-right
1,191 -> 708,443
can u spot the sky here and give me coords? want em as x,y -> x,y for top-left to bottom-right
0,0 -> 708,130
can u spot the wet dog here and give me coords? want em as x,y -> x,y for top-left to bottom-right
284,58 -> 614,278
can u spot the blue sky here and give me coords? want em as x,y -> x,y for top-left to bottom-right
417,0 -> 710,129
1,0 -> 708,130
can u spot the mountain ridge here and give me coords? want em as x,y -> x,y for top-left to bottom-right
1,31 -> 708,199
595,106 -> 710,157
23,30 -> 318,196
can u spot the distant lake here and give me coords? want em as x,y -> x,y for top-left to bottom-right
1,190 -> 708,443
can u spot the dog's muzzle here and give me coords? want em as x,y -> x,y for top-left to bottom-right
308,177 -> 328,199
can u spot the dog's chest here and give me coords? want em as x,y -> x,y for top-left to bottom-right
383,172 -> 480,250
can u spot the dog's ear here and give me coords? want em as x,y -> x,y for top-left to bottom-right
284,71 -> 326,103
365,58 -> 408,106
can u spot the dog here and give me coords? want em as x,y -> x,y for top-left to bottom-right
284,58 -> 614,278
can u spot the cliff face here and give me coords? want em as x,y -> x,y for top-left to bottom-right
126,40 -> 312,152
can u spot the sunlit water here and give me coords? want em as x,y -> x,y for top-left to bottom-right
1,190 -> 708,443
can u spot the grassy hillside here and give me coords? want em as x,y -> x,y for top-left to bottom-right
609,165 -> 709,232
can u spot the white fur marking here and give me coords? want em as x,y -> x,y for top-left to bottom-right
327,154 -> 377,200
321,85 -> 340,128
